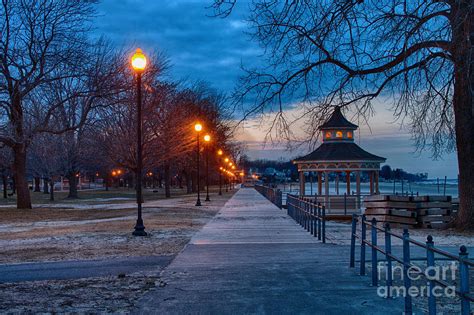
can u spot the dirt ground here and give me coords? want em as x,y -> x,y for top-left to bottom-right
0,187 -> 232,263
0,188 -> 235,313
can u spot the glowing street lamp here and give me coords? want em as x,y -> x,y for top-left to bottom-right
195,123 -> 203,206
204,134 -> 211,202
224,158 -> 229,163
217,149 -> 223,156
195,123 -> 203,132
131,48 -> 147,72
131,48 -> 147,237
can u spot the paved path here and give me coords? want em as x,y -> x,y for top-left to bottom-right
135,188 -> 404,314
0,255 -> 173,283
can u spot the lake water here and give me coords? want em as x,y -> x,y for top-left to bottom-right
279,180 -> 459,197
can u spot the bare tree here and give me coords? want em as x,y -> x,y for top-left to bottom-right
213,1 -> 473,229
0,0 -> 112,208
0,146 -> 12,198
28,133 -> 62,200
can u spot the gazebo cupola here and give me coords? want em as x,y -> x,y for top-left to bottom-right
320,106 -> 358,143
293,106 -> 386,212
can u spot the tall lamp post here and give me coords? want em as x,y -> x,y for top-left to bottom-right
224,158 -> 229,192
219,166 -> 223,195
217,149 -> 223,195
229,162 -> 233,190
204,134 -> 211,201
195,123 -> 203,206
131,48 -> 147,236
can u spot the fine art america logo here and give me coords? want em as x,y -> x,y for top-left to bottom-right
376,261 -> 457,298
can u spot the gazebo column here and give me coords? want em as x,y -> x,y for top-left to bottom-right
369,171 -> 374,195
299,171 -> 305,197
317,171 -> 322,195
310,172 -> 313,195
335,172 -> 339,195
375,171 -> 380,194
356,171 -> 361,209
324,171 -> 329,196
346,171 -> 351,195
324,171 -> 330,208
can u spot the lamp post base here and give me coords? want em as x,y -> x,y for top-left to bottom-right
205,196 -> 210,202
133,221 -> 147,236
195,199 -> 202,206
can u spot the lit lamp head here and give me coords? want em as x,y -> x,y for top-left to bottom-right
219,166 -> 223,171
131,48 -> 147,73
232,165 -> 236,170
204,134 -> 211,142
217,149 -> 223,156
194,123 -> 203,132
224,158 -> 229,163
229,162 -> 233,167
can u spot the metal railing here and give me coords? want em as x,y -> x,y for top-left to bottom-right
255,185 -> 283,209
350,214 -> 473,315
286,194 -> 326,243
279,190 -> 365,215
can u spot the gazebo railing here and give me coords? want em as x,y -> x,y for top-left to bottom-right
350,214 -> 473,315
286,194 -> 326,243
255,185 -> 283,209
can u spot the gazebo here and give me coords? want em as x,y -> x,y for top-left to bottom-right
293,106 -> 386,211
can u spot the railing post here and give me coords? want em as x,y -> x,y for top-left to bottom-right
360,214 -> 366,276
313,201 -> 318,238
350,214 -> 357,268
310,201 -> 314,235
304,198 -> 311,232
298,199 -> 302,225
279,190 -> 282,209
317,203 -> 322,241
344,192 -> 347,216
402,229 -> 412,314
322,205 -> 326,243
459,245 -> 470,315
426,235 -> 436,315
371,218 -> 378,286
384,223 -> 392,298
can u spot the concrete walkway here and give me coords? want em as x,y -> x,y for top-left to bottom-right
135,188 -> 404,314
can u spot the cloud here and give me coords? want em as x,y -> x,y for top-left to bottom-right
95,0 -> 261,92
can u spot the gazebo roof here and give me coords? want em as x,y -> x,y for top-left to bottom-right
319,106 -> 358,130
294,142 -> 386,163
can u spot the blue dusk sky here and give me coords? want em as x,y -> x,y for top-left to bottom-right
95,0 -> 459,179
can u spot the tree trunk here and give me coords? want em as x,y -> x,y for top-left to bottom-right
452,2 -> 474,229
12,144 -> 31,209
183,170 -> 192,194
2,175 -> 7,199
164,162 -> 171,198
50,177 -> 54,201
67,174 -> 79,199
34,177 -> 41,192
43,178 -> 49,194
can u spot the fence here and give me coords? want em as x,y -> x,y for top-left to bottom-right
278,185 -> 364,215
255,185 -> 283,209
286,194 -> 326,243
350,214 -> 473,314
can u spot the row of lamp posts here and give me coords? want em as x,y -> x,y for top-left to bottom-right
130,48 -> 238,236
194,123 -> 237,207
